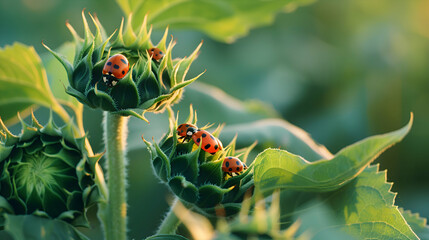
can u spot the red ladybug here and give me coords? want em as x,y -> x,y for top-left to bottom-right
222,157 -> 248,176
177,123 -> 197,142
148,48 -> 164,61
102,54 -> 129,87
187,127 -> 222,155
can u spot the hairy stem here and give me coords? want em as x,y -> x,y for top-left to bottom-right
157,198 -> 181,235
100,112 -> 129,240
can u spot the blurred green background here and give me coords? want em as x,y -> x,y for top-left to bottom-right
1,0 -> 428,239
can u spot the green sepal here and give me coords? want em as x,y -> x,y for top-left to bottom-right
222,165 -> 253,189
0,145 -> 13,162
197,159 -> 224,186
17,114 -> 38,142
87,152 -> 104,173
197,184 -> 230,208
86,86 -> 117,112
114,109 -> 149,123
66,86 -> 94,107
72,58 -> 91,92
153,140 -> 171,182
0,118 -> 19,146
110,70 -> 140,109
168,176 -> 198,203
40,112 -> 62,137
223,178 -> 255,204
174,42 -> 202,84
42,42 -> 74,84
170,145 -> 200,184
199,203 -> 243,217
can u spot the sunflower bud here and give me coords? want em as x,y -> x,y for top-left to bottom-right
0,112 -> 103,227
44,11 -> 203,121
143,107 -> 255,217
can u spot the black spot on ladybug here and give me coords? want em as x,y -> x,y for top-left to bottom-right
107,61 -> 112,66
236,161 -> 240,165
236,167 -> 240,171
122,70 -> 125,74
181,130 -> 183,133
214,145 -> 218,150
186,125 -> 189,127
160,51 -> 163,54
202,133 -> 207,138
210,135 -> 215,140
225,161 -> 229,167
196,138 -> 201,143
204,144 -> 211,149
113,64 -> 120,69
228,157 -> 232,160
155,54 -> 159,56
120,59 -> 127,64
229,168 -> 233,172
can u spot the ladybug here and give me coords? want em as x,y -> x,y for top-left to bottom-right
177,123 -> 197,142
187,127 -> 223,155
102,54 -> 129,87
222,157 -> 248,176
148,48 -> 164,61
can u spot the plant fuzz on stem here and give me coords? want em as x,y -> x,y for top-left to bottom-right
100,112 -> 129,240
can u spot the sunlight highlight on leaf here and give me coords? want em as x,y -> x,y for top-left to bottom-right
253,114 -> 413,193
0,43 -> 69,125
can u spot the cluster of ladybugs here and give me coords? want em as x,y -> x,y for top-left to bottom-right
177,123 -> 248,177
101,48 -> 164,87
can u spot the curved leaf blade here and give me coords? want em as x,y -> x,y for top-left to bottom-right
254,115 -> 413,193
399,208 -> 429,240
320,165 -> 419,239
116,0 -> 316,43
4,214 -> 88,240
0,43 -> 60,125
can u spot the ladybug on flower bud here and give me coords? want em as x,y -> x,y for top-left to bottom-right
181,126 -> 223,155
222,157 -> 248,176
102,54 -> 129,87
177,123 -> 197,142
148,48 -> 164,61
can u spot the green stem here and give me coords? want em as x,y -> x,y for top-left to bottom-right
157,198 -> 181,235
101,112 -> 129,240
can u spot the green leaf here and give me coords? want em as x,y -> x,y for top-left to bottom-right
197,184 -> 230,208
0,43 -> 61,125
146,234 -> 189,240
285,165 -> 420,239
116,0 -> 316,43
41,42 -> 80,111
254,115 -> 413,194
4,214 -> 88,240
399,208 -> 429,240
168,176 -> 198,203
318,165 -> 418,239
